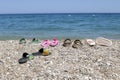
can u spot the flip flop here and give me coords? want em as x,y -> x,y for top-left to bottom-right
18,57 -> 28,64
32,49 -> 43,56
18,52 -> 29,64
96,37 -> 112,46
50,38 -> 59,47
32,48 -> 51,56
63,39 -> 72,47
86,39 -> 96,46
41,40 -> 50,48
29,38 -> 40,45
39,48 -> 51,56
18,52 -> 34,64
31,38 -> 39,43
19,38 -> 26,44
72,39 -> 82,49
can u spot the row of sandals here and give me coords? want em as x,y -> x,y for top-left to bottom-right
63,37 -> 112,48
63,37 -> 112,49
19,37 -> 112,48
18,37 -> 112,64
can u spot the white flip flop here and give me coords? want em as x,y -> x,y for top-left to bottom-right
96,37 -> 112,46
86,39 -> 96,46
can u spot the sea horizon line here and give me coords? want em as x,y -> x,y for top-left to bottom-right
0,12 -> 120,15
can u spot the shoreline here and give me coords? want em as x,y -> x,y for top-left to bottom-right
0,37 -> 120,41
0,40 -> 120,79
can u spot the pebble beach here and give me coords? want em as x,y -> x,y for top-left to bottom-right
0,39 -> 120,80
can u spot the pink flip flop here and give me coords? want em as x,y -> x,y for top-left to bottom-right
50,38 -> 59,47
41,40 -> 50,48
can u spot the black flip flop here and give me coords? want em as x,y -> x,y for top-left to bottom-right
72,39 -> 82,49
18,57 -> 28,64
18,52 -> 29,64
63,39 -> 72,47
18,52 -> 34,64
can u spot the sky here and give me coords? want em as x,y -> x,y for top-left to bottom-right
0,0 -> 120,14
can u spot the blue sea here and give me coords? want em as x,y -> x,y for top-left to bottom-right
0,13 -> 120,40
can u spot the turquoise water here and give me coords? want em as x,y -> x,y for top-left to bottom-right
0,13 -> 120,40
